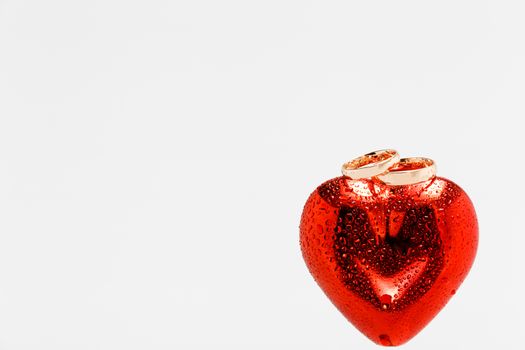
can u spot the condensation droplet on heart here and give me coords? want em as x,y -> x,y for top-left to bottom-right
379,334 -> 393,346
380,294 -> 392,310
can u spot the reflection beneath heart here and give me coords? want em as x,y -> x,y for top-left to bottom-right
356,258 -> 427,309
333,205 -> 444,311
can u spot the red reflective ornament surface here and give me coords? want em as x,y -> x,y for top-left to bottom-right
300,176 -> 478,346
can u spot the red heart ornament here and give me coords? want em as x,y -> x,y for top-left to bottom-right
300,164 -> 478,346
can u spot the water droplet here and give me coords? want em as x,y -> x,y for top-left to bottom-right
379,334 -> 393,346
380,294 -> 392,310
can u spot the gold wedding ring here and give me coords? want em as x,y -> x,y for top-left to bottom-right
341,149 -> 400,179
376,157 -> 436,185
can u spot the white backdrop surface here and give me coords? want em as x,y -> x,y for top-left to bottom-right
0,1 -> 523,349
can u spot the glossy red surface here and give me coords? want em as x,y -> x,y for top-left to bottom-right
300,176 -> 478,346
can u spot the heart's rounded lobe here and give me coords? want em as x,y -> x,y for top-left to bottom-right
300,176 -> 478,346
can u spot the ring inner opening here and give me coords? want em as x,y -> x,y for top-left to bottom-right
388,158 -> 433,172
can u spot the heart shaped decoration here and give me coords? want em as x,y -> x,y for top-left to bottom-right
300,151 -> 478,346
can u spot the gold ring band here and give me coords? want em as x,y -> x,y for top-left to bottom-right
376,157 -> 436,185
341,149 -> 400,179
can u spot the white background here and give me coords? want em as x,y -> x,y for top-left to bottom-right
0,1 -> 523,349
